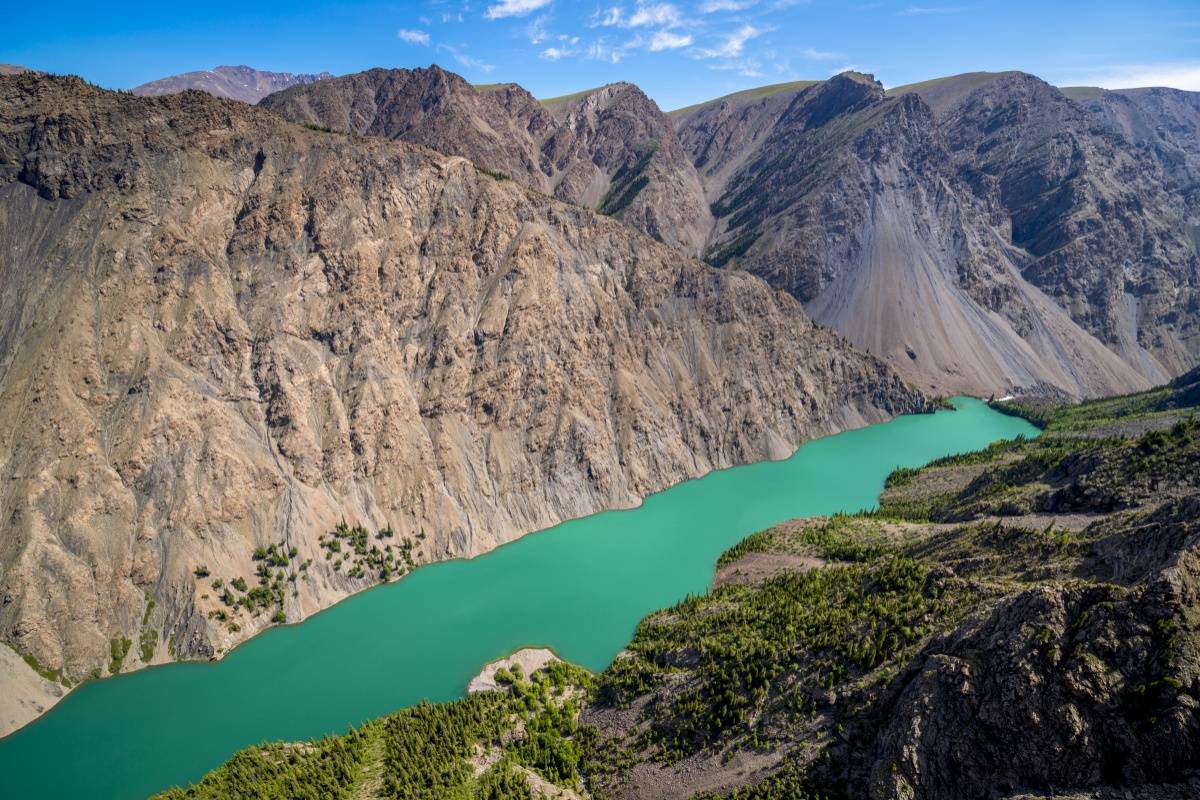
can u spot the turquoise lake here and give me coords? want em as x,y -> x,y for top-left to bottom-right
0,397 -> 1038,799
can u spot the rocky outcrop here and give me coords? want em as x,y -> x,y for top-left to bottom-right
869,569 -> 1200,799
258,66 -> 712,256
132,65 -> 334,103
0,72 -> 926,729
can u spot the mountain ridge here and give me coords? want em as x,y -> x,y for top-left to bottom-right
258,65 -> 713,256
132,65 -> 334,104
249,64 -> 1199,399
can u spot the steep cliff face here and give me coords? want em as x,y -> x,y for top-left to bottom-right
669,80 -> 818,203
258,66 -> 711,256
0,73 -> 926,730
131,65 -> 335,104
677,73 -> 1150,399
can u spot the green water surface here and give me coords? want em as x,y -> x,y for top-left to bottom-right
0,397 -> 1037,799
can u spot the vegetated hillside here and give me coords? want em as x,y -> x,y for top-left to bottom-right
132,65 -> 334,104
154,371 -> 1200,800
257,65 -> 712,256
0,72 -> 927,734
674,70 -> 1200,399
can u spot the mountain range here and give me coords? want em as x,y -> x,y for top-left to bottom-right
0,60 -> 1198,746
254,64 -> 1199,399
132,65 -> 334,104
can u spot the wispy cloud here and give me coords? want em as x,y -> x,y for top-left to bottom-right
586,37 -> 643,63
697,24 -> 763,58
541,46 -> 575,60
1063,61 -> 1200,91
438,43 -> 496,72
699,0 -> 756,12
484,0 -> 553,20
397,28 -> 431,45
591,6 -> 623,27
899,5 -> 960,15
593,3 -> 685,29
526,15 -> 551,44
650,30 -> 693,50
801,47 -> 841,61
629,3 -> 683,27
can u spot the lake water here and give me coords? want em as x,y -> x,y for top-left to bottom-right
0,397 -> 1037,799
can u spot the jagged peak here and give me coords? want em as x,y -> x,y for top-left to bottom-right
830,70 -> 884,89
775,70 -> 886,131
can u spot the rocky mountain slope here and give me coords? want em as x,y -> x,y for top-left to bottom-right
904,72 -> 1199,382
0,72 -> 927,734
154,369 -> 1200,800
673,71 -> 1200,399
1060,84 -> 1200,209
673,73 -> 1152,399
132,65 -> 334,104
258,66 -> 712,256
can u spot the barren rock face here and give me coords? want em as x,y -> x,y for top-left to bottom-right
930,73 -> 1200,382
259,66 -> 712,256
0,73 -> 925,708
676,73 -> 1155,399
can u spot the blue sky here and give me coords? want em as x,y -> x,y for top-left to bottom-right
3,1 -> 1198,110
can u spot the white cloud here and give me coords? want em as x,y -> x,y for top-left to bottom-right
899,5 -> 960,14
586,37 -> 642,63
700,0 -> 756,11
484,0 -> 553,20
541,46 -> 575,60
594,3 -> 684,29
397,28 -> 431,45
650,30 -> 693,50
438,44 -> 496,72
526,15 -> 551,44
1065,62 -> 1200,91
802,47 -> 841,61
628,3 -> 682,27
592,6 -> 624,27
697,24 -> 762,58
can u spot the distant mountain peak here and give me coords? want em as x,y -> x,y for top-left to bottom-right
132,65 -> 334,103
